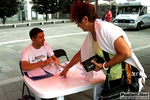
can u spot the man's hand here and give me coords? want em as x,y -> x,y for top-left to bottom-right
51,55 -> 60,66
53,57 -> 60,66
43,58 -> 54,66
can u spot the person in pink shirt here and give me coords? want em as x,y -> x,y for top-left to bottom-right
105,8 -> 112,22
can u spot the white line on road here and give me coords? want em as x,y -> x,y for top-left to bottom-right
0,31 -> 150,52
0,32 -> 88,45
132,45 -> 150,51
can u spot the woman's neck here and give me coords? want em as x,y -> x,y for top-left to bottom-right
92,31 -> 97,41
91,22 -> 97,41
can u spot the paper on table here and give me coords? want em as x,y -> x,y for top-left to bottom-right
68,62 -> 93,81
68,62 -> 85,78
43,65 -> 62,74
59,62 -> 69,68
27,68 -> 47,77
43,62 -> 69,74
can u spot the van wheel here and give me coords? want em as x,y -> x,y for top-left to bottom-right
136,23 -> 141,31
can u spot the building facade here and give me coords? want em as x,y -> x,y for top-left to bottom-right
7,0 -> 52,22
7,0 -> 116,22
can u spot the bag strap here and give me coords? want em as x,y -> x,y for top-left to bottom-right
102,50 -> 111,74
102,50 -> 126,87
102,50 -> 111,90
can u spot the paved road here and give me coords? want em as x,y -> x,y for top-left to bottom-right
0,22 -> 150,100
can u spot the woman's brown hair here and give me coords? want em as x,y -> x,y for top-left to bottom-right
70,1 -> 100,23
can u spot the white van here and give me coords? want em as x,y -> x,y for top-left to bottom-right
114,0 -> 150,30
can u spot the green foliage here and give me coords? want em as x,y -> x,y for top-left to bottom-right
32,0 -> 59,14
59,0 -> 74,14
0,0 -> 20,24
32,0 -> 60,21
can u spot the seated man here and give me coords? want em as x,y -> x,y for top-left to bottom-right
21,27 -> 60,71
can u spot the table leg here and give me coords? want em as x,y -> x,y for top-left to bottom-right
93,83 -> 104,100
56,96 -> 64,100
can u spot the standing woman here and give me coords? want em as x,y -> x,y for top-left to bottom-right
60,1 -> 146,99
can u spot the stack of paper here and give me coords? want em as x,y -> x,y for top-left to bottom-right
27,68 -> 47,77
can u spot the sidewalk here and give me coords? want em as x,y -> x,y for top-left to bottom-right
0,19 -> 71,28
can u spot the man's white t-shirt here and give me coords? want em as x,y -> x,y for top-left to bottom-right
21,42 -> 54,63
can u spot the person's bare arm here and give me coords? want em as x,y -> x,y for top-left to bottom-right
59,50 -> 81,78
92,36 -> 132,70
21,58 -> 54,71
104,36 -> 132,68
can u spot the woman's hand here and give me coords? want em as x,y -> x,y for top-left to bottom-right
59,68 -> 69,78
91,60 -> 103,71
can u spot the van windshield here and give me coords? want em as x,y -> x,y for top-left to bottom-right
119,6 -> 141,14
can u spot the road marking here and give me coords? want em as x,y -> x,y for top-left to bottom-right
0,31 -> 149,52
132,45 -> 150,51
0,32 -> 88,45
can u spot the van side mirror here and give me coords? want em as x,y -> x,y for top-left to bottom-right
139,12 -> 143,16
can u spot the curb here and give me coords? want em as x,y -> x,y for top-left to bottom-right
0,19 -> 71,28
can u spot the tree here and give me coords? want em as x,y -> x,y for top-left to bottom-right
59,0 -> 92,14
59,0 -> 74,14
0,0 -> 19,24
32,0 -> 59,21
95,0 -> 98,13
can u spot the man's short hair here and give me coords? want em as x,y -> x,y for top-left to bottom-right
29,28 -> 43,39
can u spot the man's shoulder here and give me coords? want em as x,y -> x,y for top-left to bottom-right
44,42 -> 48,45
43,42 -> 50,47
22,44 -> 31,51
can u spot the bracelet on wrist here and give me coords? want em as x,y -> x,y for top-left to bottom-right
102,62 -> 108,70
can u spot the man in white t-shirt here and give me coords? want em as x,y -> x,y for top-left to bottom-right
21,27 -> 60,71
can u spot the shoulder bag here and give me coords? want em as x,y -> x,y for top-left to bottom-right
100,50 -> 141,100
